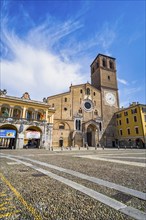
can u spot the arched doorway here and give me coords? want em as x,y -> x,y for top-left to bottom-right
135,138 -> 145,148
24,126 -> 42,148
59,137 -> 63,147
0,125 -> 17,149
86,124 -> 97,147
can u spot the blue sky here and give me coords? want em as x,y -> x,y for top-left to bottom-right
0,0 -> 145,107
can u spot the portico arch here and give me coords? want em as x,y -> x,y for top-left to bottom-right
24,126 -> 42,148
0,124 -> 18,149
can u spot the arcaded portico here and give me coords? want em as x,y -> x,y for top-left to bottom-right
0,91 -> 55,150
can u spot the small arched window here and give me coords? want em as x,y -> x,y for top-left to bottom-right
94,110 -> 98,115
1,106 -> 10,117
26,108 -> 35,120
80,89 -> 82,94
59,123 -> 65,129
109,61 -> 114,69
13,108 -> 21,118
64,98 -> 67,102
37,112 -> 41,120
26,110 -> 32,120
64,107 -> 67,111
102,59 -> 106,67
79,108 -> 82,114
86,88 -> 90,95
93,92 -> 96,96
92,67 -> 95,74
108,75 -> 110,80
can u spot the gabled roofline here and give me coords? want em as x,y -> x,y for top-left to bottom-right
47,91 -> 70,99
47,82 -> 101,99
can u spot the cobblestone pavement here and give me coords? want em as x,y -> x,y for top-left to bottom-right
0,148 -> 146,220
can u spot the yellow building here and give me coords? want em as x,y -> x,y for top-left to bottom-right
115,102 -> 146,148
0,90 -> 55,149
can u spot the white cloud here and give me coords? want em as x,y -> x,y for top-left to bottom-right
118,78 -> 128,85
0,10 -> 88,101
0,3 -> 125,103
128,32 -> 142,45
119,86 -> 143,107
1,40 -> 86,100
122,87 -> 142,96
96,23 -> 116,51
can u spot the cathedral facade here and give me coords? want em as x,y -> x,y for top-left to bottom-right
47,54 -> 119,148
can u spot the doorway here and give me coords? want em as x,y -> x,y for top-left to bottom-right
59,138 -> 63,147
87,132 -> 92,146
86,124 -> 97,147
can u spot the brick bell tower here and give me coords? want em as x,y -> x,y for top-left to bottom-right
91,54 -> 119,147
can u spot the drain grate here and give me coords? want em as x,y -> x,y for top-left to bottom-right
32,173 -> 47,177
112,192 -> 133,203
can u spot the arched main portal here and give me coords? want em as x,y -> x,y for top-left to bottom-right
0,124 -> 17,149
24,126 -> 42,148
86,124 -> 98,147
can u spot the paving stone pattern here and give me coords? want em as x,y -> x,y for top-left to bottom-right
0,149 -> 145,220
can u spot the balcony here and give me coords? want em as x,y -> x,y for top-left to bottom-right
0,116 -> 47,126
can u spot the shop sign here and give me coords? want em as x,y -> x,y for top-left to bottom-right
25,131 -> 40,139
0,129 -> 16,138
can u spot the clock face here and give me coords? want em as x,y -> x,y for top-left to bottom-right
105,92 -> 116,105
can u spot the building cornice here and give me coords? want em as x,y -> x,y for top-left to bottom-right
0,95 -> 51,109
115,103 -> 146,113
